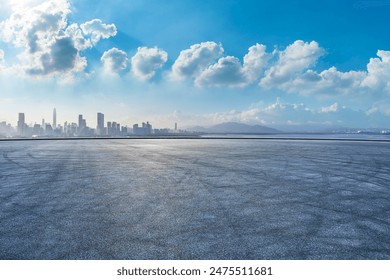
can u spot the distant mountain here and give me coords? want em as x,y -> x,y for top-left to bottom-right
188,122 -> 280,134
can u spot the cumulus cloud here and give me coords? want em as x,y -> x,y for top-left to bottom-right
131,47 -> 168,80
0,0 -> 70,50
254,45 -> 390,97
195,56 -> 248,87
182,43 -> 271,87
362,50 -> 390,91
1,0 -> 390,101
277,59 -> 380,96
80,19 -> 117,45
65,23 -> 92,51
27,36 -> 87,75
101,48 -> 128,73
243,43 -> 271,81
171,41 -> 224,80
0,0 -> 117,78
179,40 -> 390,95
260,40 -> 325,88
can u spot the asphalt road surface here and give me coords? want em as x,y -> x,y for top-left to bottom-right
0,139 -> 389,259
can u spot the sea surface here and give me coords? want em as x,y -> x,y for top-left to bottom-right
202,133 -> 390,140
0,138 -> 390,259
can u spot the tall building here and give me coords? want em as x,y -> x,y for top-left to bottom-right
17,113 -> 25,136
53,108 -> 57,128
78,114 -> 83,128
97,112 -> 104,135
107,121 -> 112,136
112,122 -> 117,136
78,114 -> 86,135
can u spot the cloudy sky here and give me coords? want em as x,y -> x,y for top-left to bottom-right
1,0 -> 390,130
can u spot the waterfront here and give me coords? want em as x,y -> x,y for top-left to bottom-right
1,139 -> 389,259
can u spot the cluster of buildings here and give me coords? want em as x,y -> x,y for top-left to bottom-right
0,108 -> 182,138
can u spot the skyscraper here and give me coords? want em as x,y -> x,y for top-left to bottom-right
53,108 -> 57,129
17,113 -> 25,136
97,112 -> 104,135
78,114 -> 86,135
78,114 -> 83,128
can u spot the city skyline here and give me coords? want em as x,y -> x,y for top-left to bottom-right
0,108 -> 169,137
1,1 -> 390,129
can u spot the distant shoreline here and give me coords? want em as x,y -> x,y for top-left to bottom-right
1,135 -> 390,142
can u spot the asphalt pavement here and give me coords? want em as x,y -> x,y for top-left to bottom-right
0,139 -> 389,259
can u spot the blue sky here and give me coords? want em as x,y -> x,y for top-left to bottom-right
1,0 -> 390,130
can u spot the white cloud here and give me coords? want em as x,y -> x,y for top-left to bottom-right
195,44 -> 271,88
1,0 -> 390,103
260,40 -> 325,88
195,56 -> 248,87
65,23 -> 92,51
80,19 -> 117,45
0,0 -> 117,78
0,0 -> 86,76
0,0 -> 70,50
285,67 -> 366,96
321,102 -> 339,113
243,43 -> 271,81
101,48 -> 128,74
171,41 -> 224,80
362,50 -> 390,91
28,36 -> 87,75
3,0 -> 46,9
258,48 -> 390,97
131,46 -> 168,80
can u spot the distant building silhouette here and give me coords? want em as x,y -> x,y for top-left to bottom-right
97,112 -> 105,135
32,124 -> 43,136
17,113 -> 25,136
45,124 -> 53,136
106,120 -> 122,136
78,114 -> 87,136
1,110 -> 177,138
133,121 -> 153,135
53,108 -> 57,129
0,121 -> 12,138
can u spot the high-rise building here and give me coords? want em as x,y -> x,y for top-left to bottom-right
107,121 -> 112,136
53,108 -> 57,128
17,113 -> 25,136
78,114 -> 86,135
97,112 -> 104,135
78,114 -> 83,128
112,122 -> 118,136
